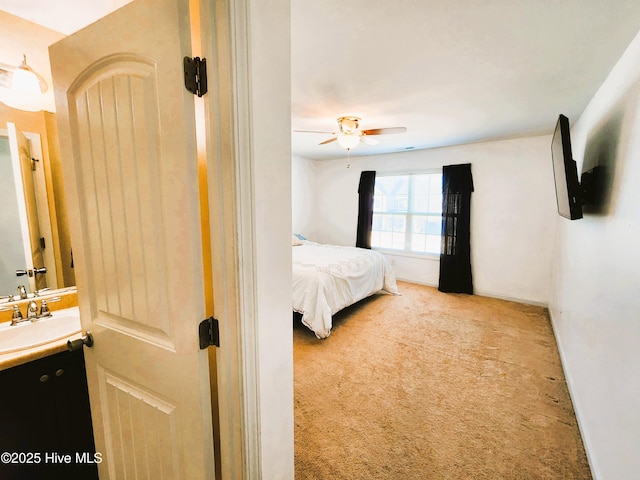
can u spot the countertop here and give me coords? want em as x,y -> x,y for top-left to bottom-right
0,290 -> 81,371
0,331 -> 84,371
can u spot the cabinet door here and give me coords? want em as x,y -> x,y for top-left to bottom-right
50,350 -> 94,451
0,351 -> 98,480
0,355 -> 57,479
50,350 -> 99,478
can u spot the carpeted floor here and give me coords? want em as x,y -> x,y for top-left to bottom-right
293,281 -> 592,479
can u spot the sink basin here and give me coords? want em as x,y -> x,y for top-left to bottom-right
0,307 -> 81,355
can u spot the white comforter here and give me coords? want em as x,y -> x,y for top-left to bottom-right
292,242 -> 399,338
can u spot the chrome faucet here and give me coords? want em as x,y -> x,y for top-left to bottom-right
17,285 -> 28,299
0,297 -> 62,325
27,297 -> 62,322
27,300 -> 39,320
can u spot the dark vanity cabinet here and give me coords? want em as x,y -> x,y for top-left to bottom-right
0,350 -> 99,480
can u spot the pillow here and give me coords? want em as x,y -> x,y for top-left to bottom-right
292,234 -> 303,246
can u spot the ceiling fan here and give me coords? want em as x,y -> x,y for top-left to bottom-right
295,116 -> 407,150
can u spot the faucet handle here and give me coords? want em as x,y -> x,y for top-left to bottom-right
39,297 -> 62,318
1,305 -> 26,326
35,287 -> 51,297
12,305 -> 23,319
10,305 -> 24,325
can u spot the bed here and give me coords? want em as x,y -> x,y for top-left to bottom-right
292,237 -> 399,338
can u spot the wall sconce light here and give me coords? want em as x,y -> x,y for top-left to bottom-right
0,54 -> 48,112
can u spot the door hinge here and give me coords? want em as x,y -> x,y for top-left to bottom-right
183,56 -> 208,97
199,316 -> 219,349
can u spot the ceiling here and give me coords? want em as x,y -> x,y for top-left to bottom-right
0,0 -> 129,35
291,1 -> 640,160
0,0 -> 131,111
2,1 -> 640,160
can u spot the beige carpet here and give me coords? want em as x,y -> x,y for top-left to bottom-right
293,281 -> 591,479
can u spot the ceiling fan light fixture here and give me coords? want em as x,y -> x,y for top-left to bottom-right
337,116 -> 360,134
297,115 -> 407,151
337,133 -> 360,150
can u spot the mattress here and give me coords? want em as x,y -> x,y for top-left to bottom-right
292,241 -> 399,338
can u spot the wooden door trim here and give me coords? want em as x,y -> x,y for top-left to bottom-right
199,0 -> 261,477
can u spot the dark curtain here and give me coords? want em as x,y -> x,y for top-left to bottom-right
439,163 -> 474,294
356,170 -> 376,249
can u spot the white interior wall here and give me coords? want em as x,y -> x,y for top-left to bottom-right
293,135 -> 558,305
291,154 -> 319,240
549,29 -> 640,480
246,0 -> 294,477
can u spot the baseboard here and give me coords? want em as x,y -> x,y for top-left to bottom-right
395,277 -> 438,289
473,288 -> 548,308
395,277 -> 549,308
547,309 -> 600,480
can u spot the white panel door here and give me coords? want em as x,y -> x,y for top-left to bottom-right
49,0 -> 215,478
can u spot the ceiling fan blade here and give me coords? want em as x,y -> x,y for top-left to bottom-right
293,129 -> 335,134
362,136 -> 380,145
319,137 -> 337,145
362,127 -> 407,136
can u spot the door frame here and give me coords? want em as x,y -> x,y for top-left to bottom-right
198,0 -> 261,476
198,0 -> 294,478
195,0 -> 255,476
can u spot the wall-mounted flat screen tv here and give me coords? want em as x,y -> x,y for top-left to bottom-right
551,114 -> 583,220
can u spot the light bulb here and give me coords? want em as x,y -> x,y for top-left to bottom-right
1,55 -> 46,112
337,133 -> 360,150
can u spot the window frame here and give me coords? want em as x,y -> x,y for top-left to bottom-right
371,169 -> 442,256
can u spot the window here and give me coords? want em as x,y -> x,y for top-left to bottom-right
371,172 -> 443,254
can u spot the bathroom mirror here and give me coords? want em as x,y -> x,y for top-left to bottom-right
0,120 -> 74,302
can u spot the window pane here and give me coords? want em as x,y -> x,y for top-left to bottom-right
410,215 -> 441,254
426,216 -> 441,235
374,175 -> 409,213
412,175 -> 429,213
425,234 -> 441,254
412,215 -> 427,234
372,213 -> 406,250
428,174 -> 443,214
429,194 -> 443,214
411,216 -> 428,253
430,173 -> 443,191
373,172 -> 442,254
410,233 -> 441,254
